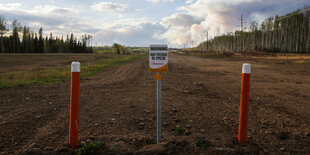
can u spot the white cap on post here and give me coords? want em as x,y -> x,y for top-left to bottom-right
242,63 -> 251,74
71,62 -> 80,72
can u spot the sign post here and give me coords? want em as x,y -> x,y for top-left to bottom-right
149,45 -> 168,143
156,72 -> 162,143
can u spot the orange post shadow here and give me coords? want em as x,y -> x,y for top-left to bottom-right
69,62 -> 80,148
238,63 -> 251,143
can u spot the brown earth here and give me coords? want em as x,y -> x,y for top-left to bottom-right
0,52 -> 310,154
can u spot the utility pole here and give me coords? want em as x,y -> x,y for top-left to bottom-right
206,31 -> 208,52
241,14 -> 244,52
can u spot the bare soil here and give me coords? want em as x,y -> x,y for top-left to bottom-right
0,52 -> 310,154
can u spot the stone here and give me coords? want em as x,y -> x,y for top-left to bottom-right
183,90 -> 189,94
280,148 -> 285,151
138,122 -> 145,126
81,141 -> 86,146
173,119 -> 180,123
171,108 -> 179,112
29,143 -> 38,148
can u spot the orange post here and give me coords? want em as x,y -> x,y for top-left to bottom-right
69,62 -> 80,148
238,63 -> 251,143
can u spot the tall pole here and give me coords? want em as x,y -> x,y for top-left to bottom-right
241,14 -> 244,52
206,31 -> 208,52
156,72 -> 162,143
69,62 -> 80,148
238,63 -> 251,143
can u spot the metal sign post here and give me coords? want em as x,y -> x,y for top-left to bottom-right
156,72 -> 162,143
149,45 -> 168,143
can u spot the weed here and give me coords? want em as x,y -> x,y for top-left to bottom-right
109,146 -> 116,152
76,141 -> 101,155
176,127 -> 185,135
196,138 -> 212,148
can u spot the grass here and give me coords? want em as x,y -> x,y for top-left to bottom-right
0,54 -> 144,89
76,141 -> 101,155
196,138 -> 212,148
176,127 -> 185,135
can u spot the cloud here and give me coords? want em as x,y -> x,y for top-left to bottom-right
95,22 -> 166,46
158,13 -> 204,46
0,2 -> 166,47
0,3 -> 99,38
91,2 -> 128,12
185,0 -> 195,4
162,13 -> 202,28
156,0 -> 309,47
146,0 -> 174,3
6,3 -> 22,9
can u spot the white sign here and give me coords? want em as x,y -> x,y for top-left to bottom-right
149,45 -> 168,72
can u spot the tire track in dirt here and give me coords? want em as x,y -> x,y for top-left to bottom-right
1,53 -> 310,154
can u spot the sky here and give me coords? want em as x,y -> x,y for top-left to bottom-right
0,0 -> 309,47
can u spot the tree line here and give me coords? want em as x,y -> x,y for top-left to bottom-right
197,7 -> 310,53
0,17 -> 93,53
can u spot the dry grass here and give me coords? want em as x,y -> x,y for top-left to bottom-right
0,54 -> 145,89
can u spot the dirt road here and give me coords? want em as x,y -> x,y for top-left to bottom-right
0,53 -> 310,154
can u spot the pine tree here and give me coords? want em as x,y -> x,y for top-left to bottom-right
0,16 -> 7,53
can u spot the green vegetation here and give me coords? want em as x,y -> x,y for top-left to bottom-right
76,141 -> 101,155
0,54 -> 144,89
0,17 -> 92,53
94,44 -> 148,54
175,127 -> 185,135
94,46 -> 114,54
196,7 -> 310,53
195,138 -> 212,148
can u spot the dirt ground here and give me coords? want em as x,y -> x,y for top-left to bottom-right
0,52 -> 310,154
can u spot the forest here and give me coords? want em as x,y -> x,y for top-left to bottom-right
0,18 -> 93,53
197,7 -> 310,53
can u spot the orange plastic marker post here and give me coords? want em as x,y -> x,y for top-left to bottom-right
238,63 -> 251,143
69,62 -> 80,148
